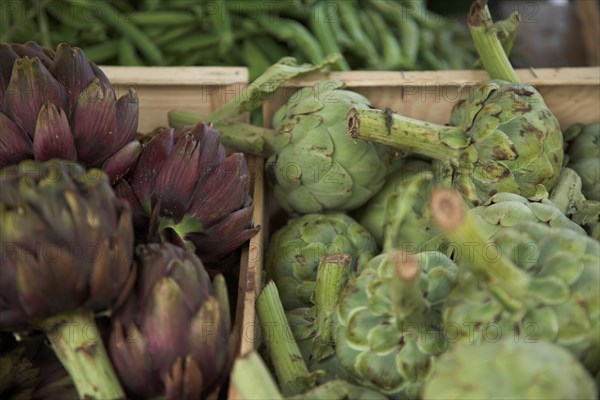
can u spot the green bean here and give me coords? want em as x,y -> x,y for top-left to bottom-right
225,0 -> 305,18
143,0 -> 163,11
206,0 -> 234,57
108,0 -> 135,12
163,25 -> 259,53
127,11 -> 197,25
154,25 -> 197,46
37,4 -> 51,48
434,30 -> 463,70
44,2 -> 92,30
2,0 -> 46,42
174,47 -> 220,66
359,10 -> 381,53
399,15 -> 420,68
251,35 -> 290,64
66,0 -> 164,65
83,40 -> 120,63
309,2 -> 350,70
244,39 -> 273,80
118,38 -> 143,66
257,17 -> 324,65
337,1 -> 380,67
368,10 -> 404,70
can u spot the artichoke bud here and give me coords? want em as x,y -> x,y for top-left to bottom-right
0,159 -> 135,331
431,189 -> 599,374
335,251 -> 457,398
109,243 -> 232,400
267,81 -> 396,214
0,42 -> 140,184
267,213 -> 378,310
120,122 -> 259,273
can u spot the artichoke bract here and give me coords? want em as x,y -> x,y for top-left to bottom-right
467,190 -> 587,239
423,341 -> 598,400
0,42 -> 141,184
355,159 -> 443,251
266,81 -> 396,213
0,159 -> 135,399
335,251 -> 457,399
564,122 -> 600,201
347,80 -> 563,205
266,213 -> 378,310
115,122 -> 259,273
431,189 -> 600,375
110,243 -> 232,400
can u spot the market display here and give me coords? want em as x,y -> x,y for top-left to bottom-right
1,0 -> 599,399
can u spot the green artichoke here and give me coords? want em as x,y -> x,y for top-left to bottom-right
335,251 -> 458,399
115,122 -> 259,273
0,42 -> 141,184
109,243 -> 232,399
423,341 -> 597,400
348,80 -> 563,206
354,159 -> 443,251
266,81 -> 396,213
564,122 -> 600,201
430,189 -> 600,375
266,213 -> 378,309
0,159 -> 135,399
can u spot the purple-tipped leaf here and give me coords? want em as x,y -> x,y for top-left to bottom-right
49,44 -> 96,115
131,129 -> 174,214
5,58 -> 67,138
112,88 -> 139,154
102,140 -> 142,185
72,77 -> 118,167
32,103 -> 77,162
0,111 -> 32,168
188,153 -> 250,228
152,132 -> 202,218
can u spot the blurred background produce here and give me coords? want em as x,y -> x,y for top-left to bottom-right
2,0 -> 596,80
1,0 -> 480,80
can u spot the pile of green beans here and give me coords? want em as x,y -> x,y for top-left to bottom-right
1,0 -> 477,77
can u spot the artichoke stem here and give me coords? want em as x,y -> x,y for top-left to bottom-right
256,282 -> 316,396
391,252 -> 428,324
468,0 -> 521,83
313,253 -> 352,360
346,108 -> 460,162
168,110 -> 275,157
40,310 -> 125,400
430,188 -> 530,311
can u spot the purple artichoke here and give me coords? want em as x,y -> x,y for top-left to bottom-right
0,41 -> 141,184
109,243 -> 232,399
115,122 -> 259,273
0,159 -> 135,399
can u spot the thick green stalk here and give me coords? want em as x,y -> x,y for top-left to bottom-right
430,188 -> 530,312
313,253 -> 352,361
168,111 -> 276,157
468,0 -> 520,83
40,310 -> 125,400
256,282 -> 315,396
391,252 -> 428,324
347,108 -> 461,162
382,171 -> 434,253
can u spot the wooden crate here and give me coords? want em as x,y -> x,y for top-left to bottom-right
263,67 -> 600,128
102,66 -> 265,399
